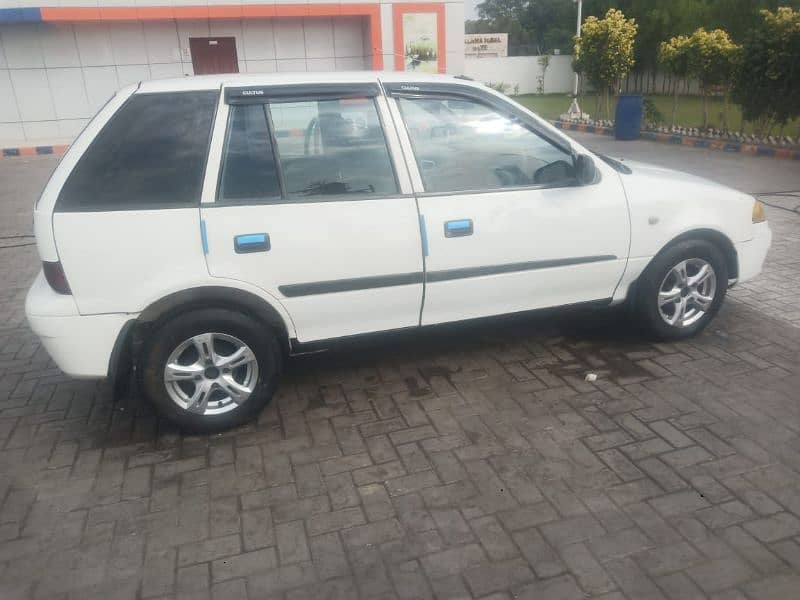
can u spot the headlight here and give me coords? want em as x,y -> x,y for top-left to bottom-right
752,199 -> 766,223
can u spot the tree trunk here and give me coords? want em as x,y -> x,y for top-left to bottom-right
672,83 -> 678,128
702,92 -> 709,130
722,90 -> 729,132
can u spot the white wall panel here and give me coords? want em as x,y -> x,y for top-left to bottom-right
333,17 -> 363,59
276,58 -> 306,72
57,117 -> 89,138
245,59 -> 277,73
82,66 -> 118,111
0,32 -> 6,69
0,68 -> 20,122
116,63 -> 150,87
61,0 -> 99,7
274,18 -> 305,59
23,120 -> 60,141
380,3 -> 393,66
1,24 -> 44,68
243,20 -> 275,61
307,57 -> 335,71
149,61 -> 183,79
75,23 -> 114,67
303,18 -> 334,59
335,56 -> 366,70
143,21 -> 180,64
109,22 -> 148,65
0,122 -> 24,142
10,69 -> 56,121
463,55 -> 576,95
48,67 -> 90,120
40,24 -> 81,68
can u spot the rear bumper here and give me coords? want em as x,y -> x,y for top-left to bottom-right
25,272 -> 133,378
735,222 -> 772,284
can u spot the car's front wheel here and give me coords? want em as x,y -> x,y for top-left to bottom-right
140,308 -> 281,432
636,239 -> 728,340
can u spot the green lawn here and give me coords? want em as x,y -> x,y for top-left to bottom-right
513,93 -> 800,138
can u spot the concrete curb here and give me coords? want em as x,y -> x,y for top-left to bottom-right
1,144 -> 69,158
554,120 -> 800,160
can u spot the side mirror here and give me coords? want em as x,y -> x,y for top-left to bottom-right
575,154 -> 598,185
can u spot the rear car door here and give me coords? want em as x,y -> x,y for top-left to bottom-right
384,82 -> 631,325
51,89 -> 218,315
200,82 -> 424,342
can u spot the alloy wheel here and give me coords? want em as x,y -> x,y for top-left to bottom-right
163,332 -> 259,415
657,258 -> 717,328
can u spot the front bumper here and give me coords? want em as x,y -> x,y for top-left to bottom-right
735,222 -> 772,284
25,271 -> 133,378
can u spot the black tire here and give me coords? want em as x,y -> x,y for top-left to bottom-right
139,308 -> 281,432
635,239 -> 728,340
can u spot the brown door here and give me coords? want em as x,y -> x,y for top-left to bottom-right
189,37 -> 239,75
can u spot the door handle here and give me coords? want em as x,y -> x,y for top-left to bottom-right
234,233 -> 270,254
444,219 -> 473,238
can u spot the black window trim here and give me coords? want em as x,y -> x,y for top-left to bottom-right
215,103 -> 284,206
54,89 -> 220,213
225,83 -> 381,105
385,82 -> 594,197
214,91 -> 405,206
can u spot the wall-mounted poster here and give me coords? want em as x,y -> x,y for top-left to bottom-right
403,13 -> 439,73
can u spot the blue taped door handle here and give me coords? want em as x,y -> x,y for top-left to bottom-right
444,219 -> 473,238
234,233 -> 270,253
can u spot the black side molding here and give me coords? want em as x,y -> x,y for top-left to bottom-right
280,272 -> 424,297
279,256 -> 617,298
427,256 -> 618,283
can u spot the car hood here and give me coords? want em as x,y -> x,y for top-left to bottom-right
617,159 -> 741,194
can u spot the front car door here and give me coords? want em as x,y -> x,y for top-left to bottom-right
200,81 -> 424,342
383,81 -> 631,325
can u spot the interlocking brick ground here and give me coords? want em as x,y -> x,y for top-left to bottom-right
1,138 -> 799,599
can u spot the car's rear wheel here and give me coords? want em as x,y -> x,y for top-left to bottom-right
636,239 -> 728,340
140,308 -> 281,432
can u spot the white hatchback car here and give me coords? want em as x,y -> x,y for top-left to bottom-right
27,72 -> 771,431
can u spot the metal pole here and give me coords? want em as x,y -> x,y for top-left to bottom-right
567,0 -> 583,118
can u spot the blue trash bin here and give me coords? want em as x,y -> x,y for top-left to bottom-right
615,95 -> 644,140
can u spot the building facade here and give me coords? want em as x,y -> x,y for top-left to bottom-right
0,1 -> 465,143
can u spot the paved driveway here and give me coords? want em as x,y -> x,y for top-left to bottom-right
1,137 -> 799,600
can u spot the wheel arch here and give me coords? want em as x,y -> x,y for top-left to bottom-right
109,286 -> 294,394
657,228 -> 738,281
624,227 -> 738,304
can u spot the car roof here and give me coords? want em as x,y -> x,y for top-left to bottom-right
135,71 -> 482,94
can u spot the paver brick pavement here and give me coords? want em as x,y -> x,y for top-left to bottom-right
1,146 -> 800,598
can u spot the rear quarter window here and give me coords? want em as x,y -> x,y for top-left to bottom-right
56,91 -> 218,211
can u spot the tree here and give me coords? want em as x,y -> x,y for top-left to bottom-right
468,0 -> 576,55
733,7 -> 800,136
659,35 -> 691,127
536,55 -> 550,94
684,28 -> 740,130
572,9 -> 638,119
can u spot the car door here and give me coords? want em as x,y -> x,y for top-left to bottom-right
200,82 -> 424,342
383,82 -> 631,325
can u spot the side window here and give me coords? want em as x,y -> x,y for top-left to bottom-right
218,104 -> 281,203
57,91 -> 218,210
268,98 -> 398,198
398,96 -> 575,194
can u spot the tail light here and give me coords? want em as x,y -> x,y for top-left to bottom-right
42,261 -> 71,295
